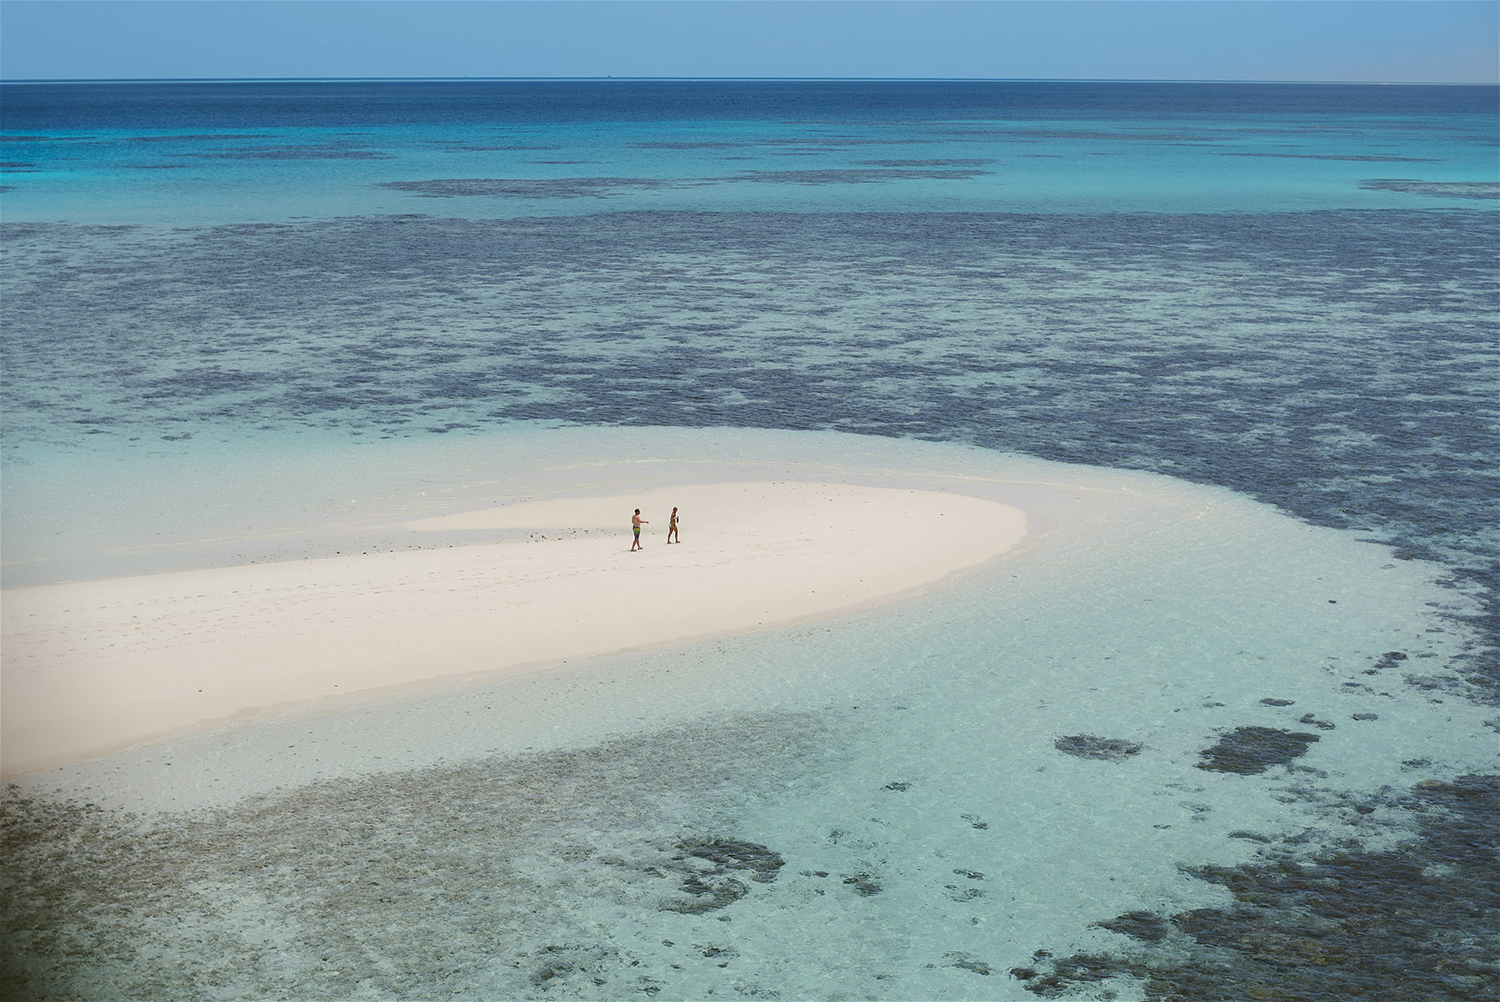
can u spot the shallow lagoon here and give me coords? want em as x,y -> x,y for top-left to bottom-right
2,81 -> 1497,999
6,427 -> 1496,1000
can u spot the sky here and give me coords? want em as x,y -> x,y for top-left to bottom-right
0,1 -> 1496,84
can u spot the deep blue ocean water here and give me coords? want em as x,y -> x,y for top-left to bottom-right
4,80 -> 1498,222
2,81 -> 1498,1000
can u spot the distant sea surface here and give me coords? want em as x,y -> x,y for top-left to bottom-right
2,81 -> 1498,1001
4,79 -> 1499,222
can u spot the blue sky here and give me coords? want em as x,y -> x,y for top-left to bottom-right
1,1 -> 1496,83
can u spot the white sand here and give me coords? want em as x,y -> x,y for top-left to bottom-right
1,481 -> 1025,776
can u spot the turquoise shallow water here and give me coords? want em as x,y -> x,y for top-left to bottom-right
2,82 -> 1498,1000
5,427 -> 1496,1001
3,80 -> 1497,223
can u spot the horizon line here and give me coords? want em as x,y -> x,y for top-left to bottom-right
3,75 -> 1496,87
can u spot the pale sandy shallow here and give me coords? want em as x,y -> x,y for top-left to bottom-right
1,481 -> 1025,776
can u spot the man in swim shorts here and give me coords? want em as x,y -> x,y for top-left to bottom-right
631,508 -> 648,551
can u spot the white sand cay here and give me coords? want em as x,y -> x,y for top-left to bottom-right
1,481 -> 1025,776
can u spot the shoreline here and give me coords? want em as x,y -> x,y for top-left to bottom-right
1,480 -> 1026,777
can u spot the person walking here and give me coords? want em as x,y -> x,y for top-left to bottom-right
631,509 -> 648,551
666,506 -> 680,544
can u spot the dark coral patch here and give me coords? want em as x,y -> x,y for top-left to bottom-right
1095,910 -> 1169,942
1196,726 -> 1319,774
658,838 -> 785,915
944,952 -> 992,975
1026,775 -> 1500,1000
841,872 -> 882,896
1054,735 -> 1144,761
377,177 -> 702,199
675,838 -> 784,884
725,168 -> 990,184
1360,179 -> 1499,200
182,144 -> 393,160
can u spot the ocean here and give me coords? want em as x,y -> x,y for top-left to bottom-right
2,80 -> 1497,1000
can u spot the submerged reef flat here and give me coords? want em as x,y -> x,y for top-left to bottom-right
1021,775 -> 1500,1001
0,713 -> 834,1002
3,428 -> 1496,1001
6,208 -> 1494,703
4,209 -> 1493,644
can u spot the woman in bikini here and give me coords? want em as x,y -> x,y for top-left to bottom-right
666,506 -> 679,544
631,509 -> 648,551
